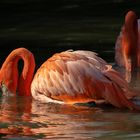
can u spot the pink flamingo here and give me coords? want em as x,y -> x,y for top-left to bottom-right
115,10 -> 140,72
0,48 -> 140,110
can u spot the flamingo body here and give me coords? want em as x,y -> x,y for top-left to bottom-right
31,50 -> 139,110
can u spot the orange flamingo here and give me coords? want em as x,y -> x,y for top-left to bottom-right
0,48 -> 140,110
115,10 -> 140,72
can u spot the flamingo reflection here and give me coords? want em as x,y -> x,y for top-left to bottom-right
0,96 -> 33,137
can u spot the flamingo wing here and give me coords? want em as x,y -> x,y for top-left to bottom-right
31,50 -> 140,110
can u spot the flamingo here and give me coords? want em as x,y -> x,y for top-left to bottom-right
0,47 -> 140,110
115,10 -> 140,72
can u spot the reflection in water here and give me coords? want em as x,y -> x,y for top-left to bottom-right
0,96 -> 140,139
0,97 -> 33,138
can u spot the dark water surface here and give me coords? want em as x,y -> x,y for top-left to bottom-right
0,0 -> 140,139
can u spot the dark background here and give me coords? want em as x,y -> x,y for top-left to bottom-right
0,0 -> 140,68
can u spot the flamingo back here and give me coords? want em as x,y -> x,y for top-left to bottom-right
31,51 -> 107,103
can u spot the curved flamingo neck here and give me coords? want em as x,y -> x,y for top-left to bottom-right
0,48 -> 35,96
122,11 -> 138,71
